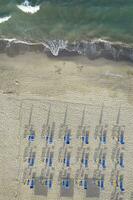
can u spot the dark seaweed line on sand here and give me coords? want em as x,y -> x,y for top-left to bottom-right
0,38 -> 133,63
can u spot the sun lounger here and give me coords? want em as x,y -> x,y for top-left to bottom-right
119,132 -> 125,144
62,179 -> 70,188
120,180 -> 125,192
30,179 -> 35,189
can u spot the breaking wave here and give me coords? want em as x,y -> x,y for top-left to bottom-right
0,16 -> 11,24
44,40 -> 68,56
1,38 -> 133,62
17,0 -> 40,14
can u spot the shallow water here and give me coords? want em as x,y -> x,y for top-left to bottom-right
0,0 -> 133,43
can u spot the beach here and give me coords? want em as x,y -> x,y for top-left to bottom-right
0,52 -> 133,200
0,1 -> 133,199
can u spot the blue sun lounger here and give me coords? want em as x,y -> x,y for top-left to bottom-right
49,179 -> 52,188
30,179 -> 35,189
120,180 -> 125,192
46,135 -> 53,144
120,158 -> 124,168
85,159 -> 88,167
119,153 -> 124,167
101,179 -> 104,189
28,132 -> 35,142
103,134 -> 106,144
119,133 -> 125,144
100,134 -> 106,144
84,179 -> 88,189
98,178 -> 104,189
49,157 -> 52,166
45,179 -> 52,189
46,155 -> 53,166
66,158 -> 70,167
99,158 -> 106,169
64,154 -> 70,167
28,157 -> 35,166
102,159 -> 106,168
64,132 -> 71,144
82,133 -> 89,144
62,179 -> 70,188
82,154 -> 88,168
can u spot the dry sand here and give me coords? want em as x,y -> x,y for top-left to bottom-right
0,52 -> 133,200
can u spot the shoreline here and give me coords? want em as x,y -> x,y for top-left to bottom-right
0,38 -> 133,63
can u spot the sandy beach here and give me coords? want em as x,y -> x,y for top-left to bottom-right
0,52 -> 133,200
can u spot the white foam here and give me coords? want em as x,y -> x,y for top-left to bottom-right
0,16 -> 11,24
14,40 -> 41,45
17,0 -> 40,14
45,40 -> 68,56
3,38 -> 16,42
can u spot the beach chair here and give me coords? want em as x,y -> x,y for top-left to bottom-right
120,181 -> 125,192
64,130 -> 71,144
66,158 -> 70,167
49,122 -> 55,144
119,152 -> 124,168
119,176 -> 125,192
100,128 -> 107,144
49,179 -> 52,188
82,131 -> 89,144
49,157 -> 52,167
49,135 -> 53,144
98,176 -> 104,190
66,179 -> 70,188
28,157 -> 35,166
47,152 -> 53,167
82,153 -> 89,168
28,128 -> 35,142
119,131 -> 125,144
46,126 -> 52,144
85,159 -> 88,168
62,178 -> 70,188
103,131 -> 107,144
46,135 -> 53,144
28,152 -> 35,166
64,153 -> 70,167
30,179 -> 35,189
45,179 -> 52,189
102,159 -> 106,169
47,126 -> 54,144
99,157 -> 106,169
83,179 -> 88,190
101,154 -> 106,169
101,179 -> 104,189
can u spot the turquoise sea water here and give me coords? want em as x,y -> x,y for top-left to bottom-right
0,0 -> 133,43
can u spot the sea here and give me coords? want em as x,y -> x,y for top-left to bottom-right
0,0 -> 133,44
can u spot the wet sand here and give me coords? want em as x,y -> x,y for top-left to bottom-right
0,53 -> 133,200
0,52 -> 133,100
